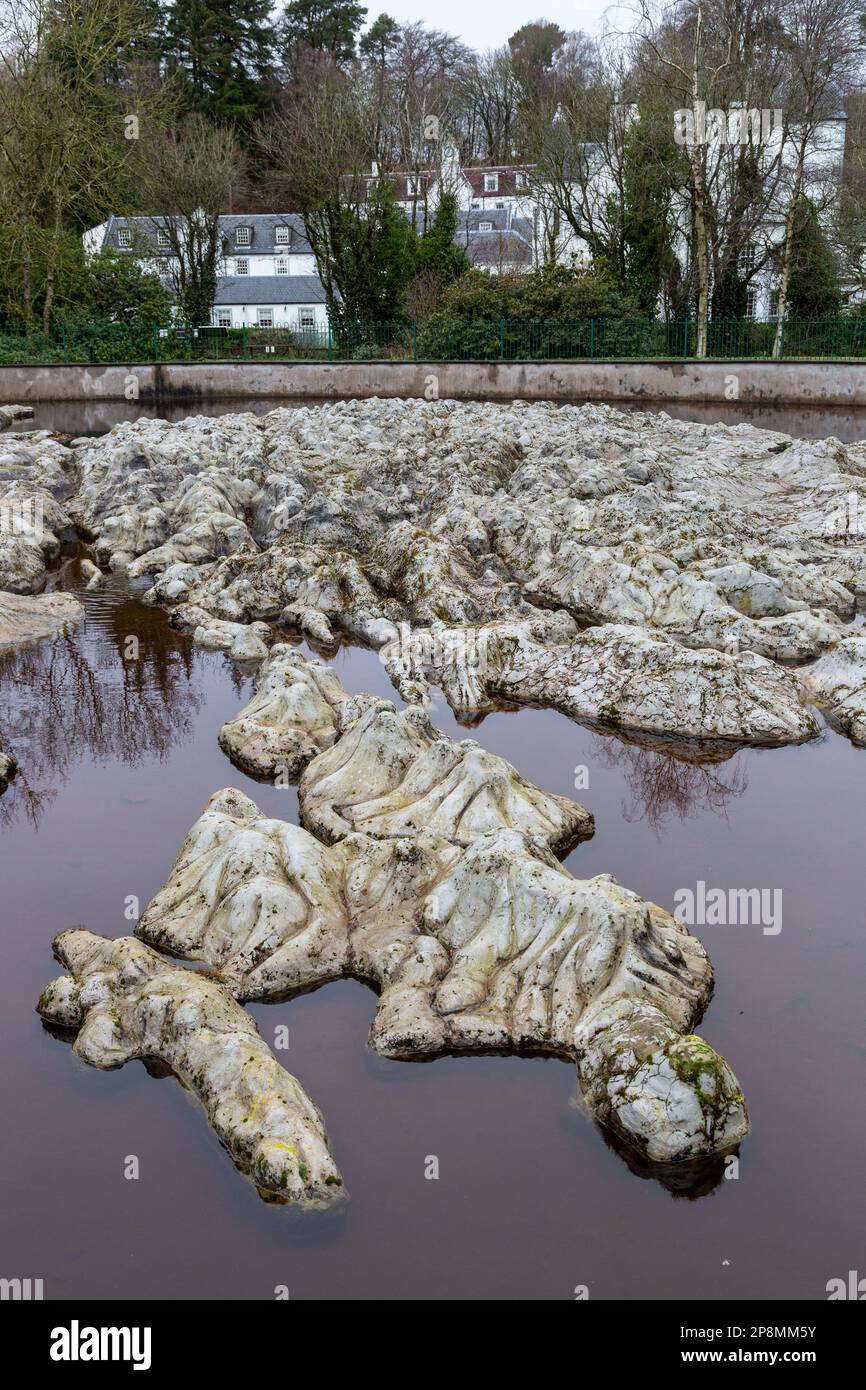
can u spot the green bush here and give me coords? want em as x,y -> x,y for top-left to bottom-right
417,263 -> 645,359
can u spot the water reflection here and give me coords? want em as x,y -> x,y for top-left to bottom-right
0,582 -> 752,1198
0,567 -> 206,829
592,730 -> 749,831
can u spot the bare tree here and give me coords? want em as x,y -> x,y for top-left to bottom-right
132,113 -> 246,326
459,48 -> 519,164
771,0 -> 864,354
521,35 -> 630,275
261,68 -> 418,323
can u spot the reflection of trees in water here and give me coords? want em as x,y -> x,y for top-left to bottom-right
594,730 -> 749,832
0,594 -> 205,830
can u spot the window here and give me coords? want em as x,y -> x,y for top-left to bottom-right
478,221 -> 493,232
769,290 -> 780,318
117,229 -> 132,247
516,171 -> 528,189
745,289 -> 757,319
257,307 -> 274,327
495,201 -> 505,209
215,309 -> 232,328
275,259 -> 289,275
157,230 -> 170,251
470,200 -> 480,209
738,244 -> 756,275
274,225 -> 290,245
484,173 -> 498,192
406,175 -> 420,196
235,258 -> 249,276
235,226 -> 251,246
299,309 -> 316,329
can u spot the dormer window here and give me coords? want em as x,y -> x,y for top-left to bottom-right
235,258 -> 249,276
516,171 -> 528,189
478,221 -> 493,232
117,229 -> 132,247
275,258 -> 289,275
484,173 -> 498,192
274,225 -> 290,245
156,230 -> 170,251
235,226 -> 251,247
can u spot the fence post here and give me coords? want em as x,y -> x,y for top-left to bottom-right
589,319 -> 595,359
242,326 -> 247,359
499,318 -> 505,361
153,327 -> 159,361
412,319 -> 417,362
779,316 -> 785,360
683,318 -> 689,358
60,324 -> 68,364
327,322 -> 333,363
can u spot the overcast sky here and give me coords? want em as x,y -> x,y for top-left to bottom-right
365,2 -> 632,52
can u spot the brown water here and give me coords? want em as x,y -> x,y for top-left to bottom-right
24,395 -> 866,443
1,554 -> 864,1302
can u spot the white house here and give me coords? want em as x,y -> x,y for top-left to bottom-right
667,109 -> 848,320
84,213 -> 329,329
383,113 -> 849,314
86,112 -> 849,329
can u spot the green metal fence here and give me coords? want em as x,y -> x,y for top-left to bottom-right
4,315 -> 866,364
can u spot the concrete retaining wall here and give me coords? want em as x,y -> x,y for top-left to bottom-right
1,359 -> 865,407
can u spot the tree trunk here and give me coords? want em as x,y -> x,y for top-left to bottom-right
773,141 -> 807,360
42,197 -> 64,335
691,174 -> 710,358
689,0 -> 709,359
21,228 -> 33,337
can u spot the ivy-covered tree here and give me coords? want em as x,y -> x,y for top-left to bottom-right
320,179 -> 417,322
163,0 -> 277,125
621,120 -> 677,318
415,193 -> 468,281
783,195 -> 842,318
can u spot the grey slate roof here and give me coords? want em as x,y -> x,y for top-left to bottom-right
457,209 -> 534,238
455,209 -> 535,268
465,233 -> 534,268
214,275 -> 327,305
218,214 -> 312,254
101,213 -> 313,256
